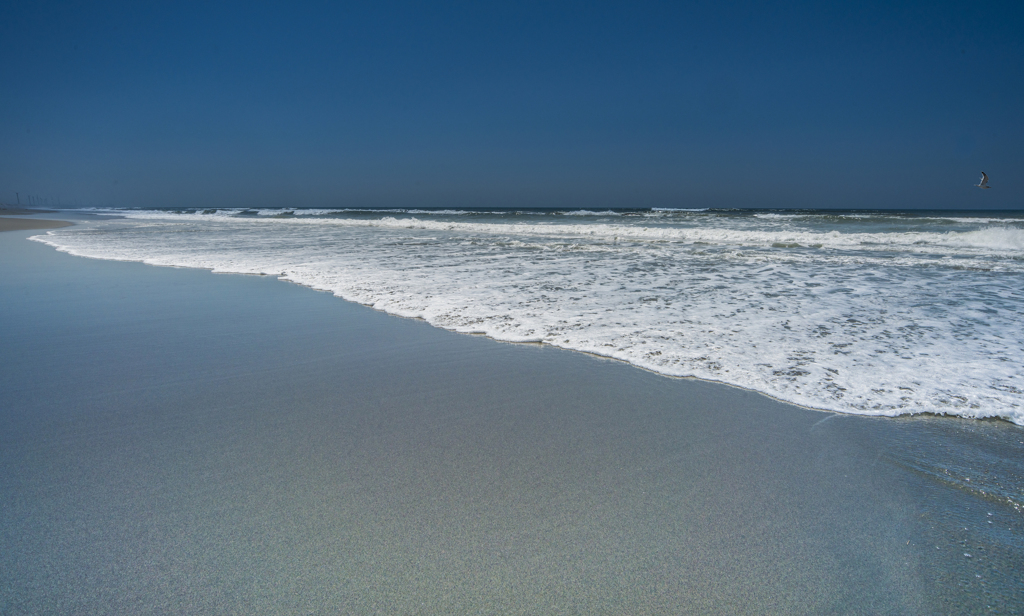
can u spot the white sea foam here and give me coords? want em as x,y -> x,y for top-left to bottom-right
32,208 -> 1024,424
556,209 -> 622,216
942,227 -> 1024,251
89,209 -> 1024,258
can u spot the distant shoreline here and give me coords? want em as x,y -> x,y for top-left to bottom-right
0,217 -> 73,232
0,206 -> 58,215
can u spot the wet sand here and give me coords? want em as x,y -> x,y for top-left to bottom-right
1,226 -> 1021,614
0,217 -> 72,232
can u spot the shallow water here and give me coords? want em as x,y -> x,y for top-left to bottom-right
33,207 -> 1024,424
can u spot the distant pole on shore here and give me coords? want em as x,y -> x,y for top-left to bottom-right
15,192 -> 19,204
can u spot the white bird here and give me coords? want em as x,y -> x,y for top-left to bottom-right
976,172 -> 991,189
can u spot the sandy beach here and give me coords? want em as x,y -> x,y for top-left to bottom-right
1,224 -> 1021,614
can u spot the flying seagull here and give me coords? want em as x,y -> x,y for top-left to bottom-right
976,172 -> 991,189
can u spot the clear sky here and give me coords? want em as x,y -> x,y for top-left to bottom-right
2,1 -> 1021,210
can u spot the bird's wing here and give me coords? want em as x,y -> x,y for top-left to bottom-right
980,172 -> 989,184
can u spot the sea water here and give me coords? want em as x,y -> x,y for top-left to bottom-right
32,207 -> 1024,425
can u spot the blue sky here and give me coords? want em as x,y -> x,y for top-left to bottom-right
2,1 -> 1021,209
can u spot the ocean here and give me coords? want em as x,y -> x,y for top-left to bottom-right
32,207 -> 1024,425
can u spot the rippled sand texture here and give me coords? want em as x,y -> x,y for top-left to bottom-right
3,228 -> 1022,614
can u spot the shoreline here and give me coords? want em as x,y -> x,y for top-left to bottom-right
29,222 -> 1021,426
29,228 -> 853,421
4,223 -> 1023,613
